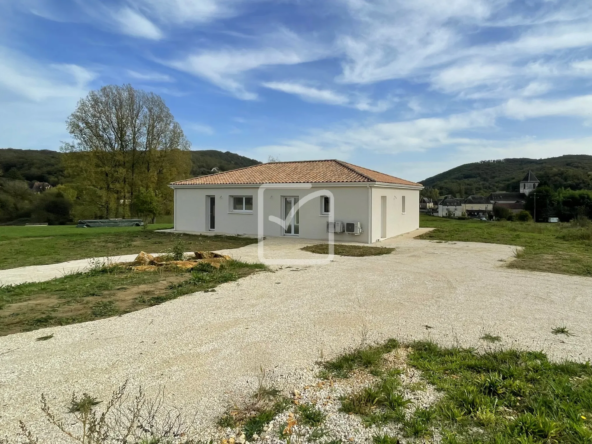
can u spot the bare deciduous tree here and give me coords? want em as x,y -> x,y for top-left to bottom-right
63,84 -> 191,219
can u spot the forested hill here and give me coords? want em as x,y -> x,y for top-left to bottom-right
190,150 -> 260,176
421,155 -> 592,197
0,148 -> 260,185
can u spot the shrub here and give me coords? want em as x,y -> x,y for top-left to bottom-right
515,210 -> 533,222
493,206 -> 513,221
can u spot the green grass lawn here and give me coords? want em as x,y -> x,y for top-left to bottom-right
0,260 -> 266,336
328,339 -> 592,443
0,224 -> 257,270
420,214 -> 592,277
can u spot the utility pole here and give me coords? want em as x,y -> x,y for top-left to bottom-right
533,189 -> 537,223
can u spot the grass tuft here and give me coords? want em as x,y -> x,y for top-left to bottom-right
321,339 -> 399,378
551,326 -> 573,336
480,333 -> 502,343
297,403 -> 326,427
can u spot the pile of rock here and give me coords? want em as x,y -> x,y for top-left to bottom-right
128,251 -> 232,272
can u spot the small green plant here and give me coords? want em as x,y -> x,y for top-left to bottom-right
297,403 -> 326,427
552,326 -> 573,336
217,413 -> 236,428
480,333 -> 502,343
171,236 -> 186,260
321,339 -> 399,378
403,407 -> 435,438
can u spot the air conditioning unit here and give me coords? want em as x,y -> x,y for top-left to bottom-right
345,222 -> 363,235
327,221 -> 345,233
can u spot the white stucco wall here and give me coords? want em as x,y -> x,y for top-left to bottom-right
437,205 -> 464,217
370,187 -> 420,242
173,185 -> 372,243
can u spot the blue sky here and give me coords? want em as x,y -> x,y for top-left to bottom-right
1,0 -> 592,181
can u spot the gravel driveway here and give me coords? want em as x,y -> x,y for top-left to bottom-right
1,232 -> 591,441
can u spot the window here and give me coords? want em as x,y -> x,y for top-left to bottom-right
402,196 -> 406,214
321,196 -> 331,215
231,196 -> 253,212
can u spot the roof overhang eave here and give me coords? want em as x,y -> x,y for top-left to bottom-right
170,181 -> 423,190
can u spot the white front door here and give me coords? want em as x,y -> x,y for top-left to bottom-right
283,196 -> 300,236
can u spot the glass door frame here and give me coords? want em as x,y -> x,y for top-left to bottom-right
282,196 -> 300,236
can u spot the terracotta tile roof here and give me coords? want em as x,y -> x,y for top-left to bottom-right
171,160 -> 421,187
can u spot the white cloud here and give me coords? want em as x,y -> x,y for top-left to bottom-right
131,0 -> 238,25
163,30 -> 328,100
187,123 -> 215,135
250,91 -> 592,165
503,95 -> 592,120
261,81 -> 395,112
262,82 -> 349,105
0,47 -> 93,101
0,46 -> 94,148
253,107 -> 498,162
111,6 -> 163,40
335,0 -> 592,104
572,59 -> 592,73
127,70 -> 174,82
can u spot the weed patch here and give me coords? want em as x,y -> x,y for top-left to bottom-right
297,403 -> 326,427
302,244 -> 395,257
321,339 -> 399,378
480,333 -> 502,343
408,340 -> 592,443
552,326 -> 573,336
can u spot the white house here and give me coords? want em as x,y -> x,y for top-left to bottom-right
437,197 -> 465,218
170,160 -> 422,244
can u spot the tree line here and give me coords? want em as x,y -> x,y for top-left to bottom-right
0,85 -> 259,225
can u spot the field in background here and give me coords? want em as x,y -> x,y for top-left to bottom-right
420,214 -> 592,277
0,225 -> 257,270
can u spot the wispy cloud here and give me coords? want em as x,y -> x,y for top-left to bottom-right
163,30 -> 328,100
261,81 -> 394,112
131,0 -> 240,25
262,82 -> 348,105
127,70 -> 174,83
110,6 -> 163,40
0,46 -> 94,148
187,123 -> 215,135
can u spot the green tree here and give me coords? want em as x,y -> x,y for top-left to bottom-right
134,188 -> 160,228
525,186 -> 556,222
493,206 -> 513,221
63,84 -> 191,219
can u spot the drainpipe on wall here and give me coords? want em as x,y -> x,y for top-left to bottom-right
367,185 -> 372,245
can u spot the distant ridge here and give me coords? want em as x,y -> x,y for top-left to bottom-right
0,148 -> 261,185
421,155 -> 592,196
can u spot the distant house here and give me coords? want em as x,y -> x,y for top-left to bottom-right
437,197 -> 465,218
487,170 -> 540,214
420,197 -> 434,210
463,195 -> 493,217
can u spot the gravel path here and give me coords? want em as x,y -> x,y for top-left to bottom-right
1,232 -> 591,442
